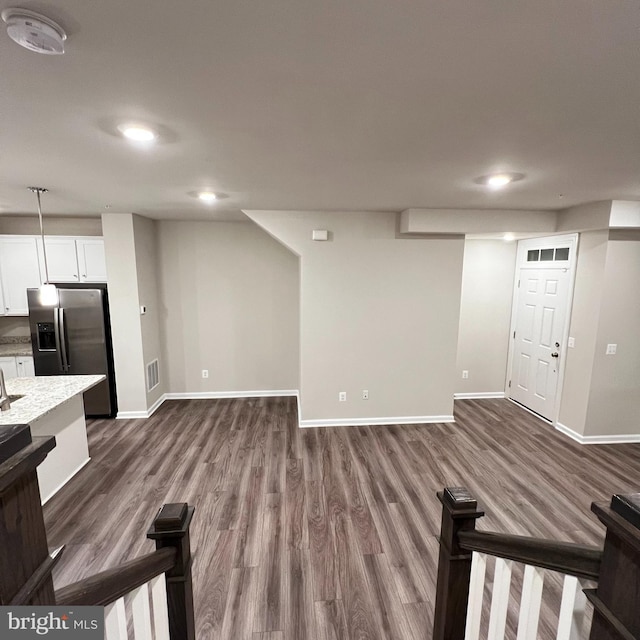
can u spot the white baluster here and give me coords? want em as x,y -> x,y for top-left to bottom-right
465,552 -> 487,640
131,582 -> 153,639
105,598 -> 127,640
556,575 -> 587,640
487,558 -> 513,640
151,574 -> 171,640
516,565 -> 545,640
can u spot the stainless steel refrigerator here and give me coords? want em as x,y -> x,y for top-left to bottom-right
27,284 -> 117,417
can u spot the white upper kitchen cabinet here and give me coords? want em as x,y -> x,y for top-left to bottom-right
0,237 -> 42,315
76,239 -> 107,282
37,237 -> 81,282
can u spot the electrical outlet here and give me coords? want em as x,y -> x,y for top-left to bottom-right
339,391 -> 347,402
462,370 -> 469,379
568,337 -> 575,348
362,390 -> 369,400
202,369 -> 209,378
606,344 -> 617,355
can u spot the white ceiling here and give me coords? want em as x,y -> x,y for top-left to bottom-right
1,0 -> 639,221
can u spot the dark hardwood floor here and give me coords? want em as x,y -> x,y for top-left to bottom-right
43,397 -> 640,639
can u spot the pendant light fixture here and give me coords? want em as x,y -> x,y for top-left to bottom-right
29,186 -> 58,306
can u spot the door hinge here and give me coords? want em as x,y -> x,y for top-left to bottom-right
517,279 -> 520,288
513,331 -> 516,339
508,380 -> 511,388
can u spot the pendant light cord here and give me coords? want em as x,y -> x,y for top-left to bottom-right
30,187 -> 50,285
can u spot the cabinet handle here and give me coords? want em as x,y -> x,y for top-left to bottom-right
74,274 -> 78,279
82,274 -> 86,278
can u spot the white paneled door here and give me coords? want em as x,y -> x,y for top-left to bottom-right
509,267 -> 570,420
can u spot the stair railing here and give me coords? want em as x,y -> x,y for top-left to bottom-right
433,486 -> 640,640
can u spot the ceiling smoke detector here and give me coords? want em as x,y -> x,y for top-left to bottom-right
2,8 -> 66,55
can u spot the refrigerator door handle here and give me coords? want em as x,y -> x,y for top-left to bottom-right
59,308 -> 70,372
53,308 -> 64,372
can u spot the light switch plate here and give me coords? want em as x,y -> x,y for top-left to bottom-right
606,343 -> 617,355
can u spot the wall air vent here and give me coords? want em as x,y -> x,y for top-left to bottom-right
146,359 -> 159,392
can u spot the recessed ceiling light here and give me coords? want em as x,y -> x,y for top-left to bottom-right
487,174 -> 512,189
503,232 -> 515,242
117,124 -> 156,142
475,172 -> 525,190
197,191 -> 217,203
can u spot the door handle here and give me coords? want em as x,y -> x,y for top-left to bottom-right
53,308 -> 64,372
551,352 -> 559,358
59,308 -> 70,372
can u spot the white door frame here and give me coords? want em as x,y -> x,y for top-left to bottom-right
505,233 -> 579,424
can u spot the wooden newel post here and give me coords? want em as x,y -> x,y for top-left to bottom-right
588,493 -> 640,640
0,425 -> 59,606
147,503 -> 196,640
433,487 -> 485,640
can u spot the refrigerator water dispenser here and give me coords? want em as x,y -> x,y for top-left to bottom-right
36,322 -> 56,351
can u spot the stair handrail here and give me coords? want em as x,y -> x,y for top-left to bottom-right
55,546 -> 177,606
457,529 -> 602,580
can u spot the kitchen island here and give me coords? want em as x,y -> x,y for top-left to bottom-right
0,375 -> 104,503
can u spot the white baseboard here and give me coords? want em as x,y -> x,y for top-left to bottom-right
454,392 -> 506,400
299,415 -> 454,428
556,422 -> 640,445
116,410 -> 152,419
41,457 -> 91,505
116,390 -> 300,420
147,394 -> 166,417
164,389 -> 299,400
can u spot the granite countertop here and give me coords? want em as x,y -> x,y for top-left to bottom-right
0,343 -> 33,357
0,337 -> 33,358
0,375 -> 105,426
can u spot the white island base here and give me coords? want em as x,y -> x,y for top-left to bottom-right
32,394 -> 90,503
1,375 -> 105,504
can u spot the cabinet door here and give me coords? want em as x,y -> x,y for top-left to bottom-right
0,237 -> 42,315
76,239 -> 107,282
0,263 -> 5,316
37,237 -> 80,282
0,356 -> 18,379
16,356 -> 35,377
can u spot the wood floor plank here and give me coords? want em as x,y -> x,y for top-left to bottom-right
333,511 -> 382,640
315,599 -> 349,640
220,567 -> 256,640
253,492 -> 285,633
285,458 -> 308,550
285,549 -> 316,640
42,397 -> 640,640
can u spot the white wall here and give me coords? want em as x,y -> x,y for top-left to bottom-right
0,317 -> 30,338
133,215 -> 166,408
246,210 -> 464,424
101,214 -> 147,415
583,234 -> 640,436
157,221 -> 299,393
456,240 -> 516,395
557,230 -> 608,436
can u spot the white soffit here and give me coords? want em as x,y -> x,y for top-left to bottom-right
609,201 -> 640,229
399,209 -> 558,235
